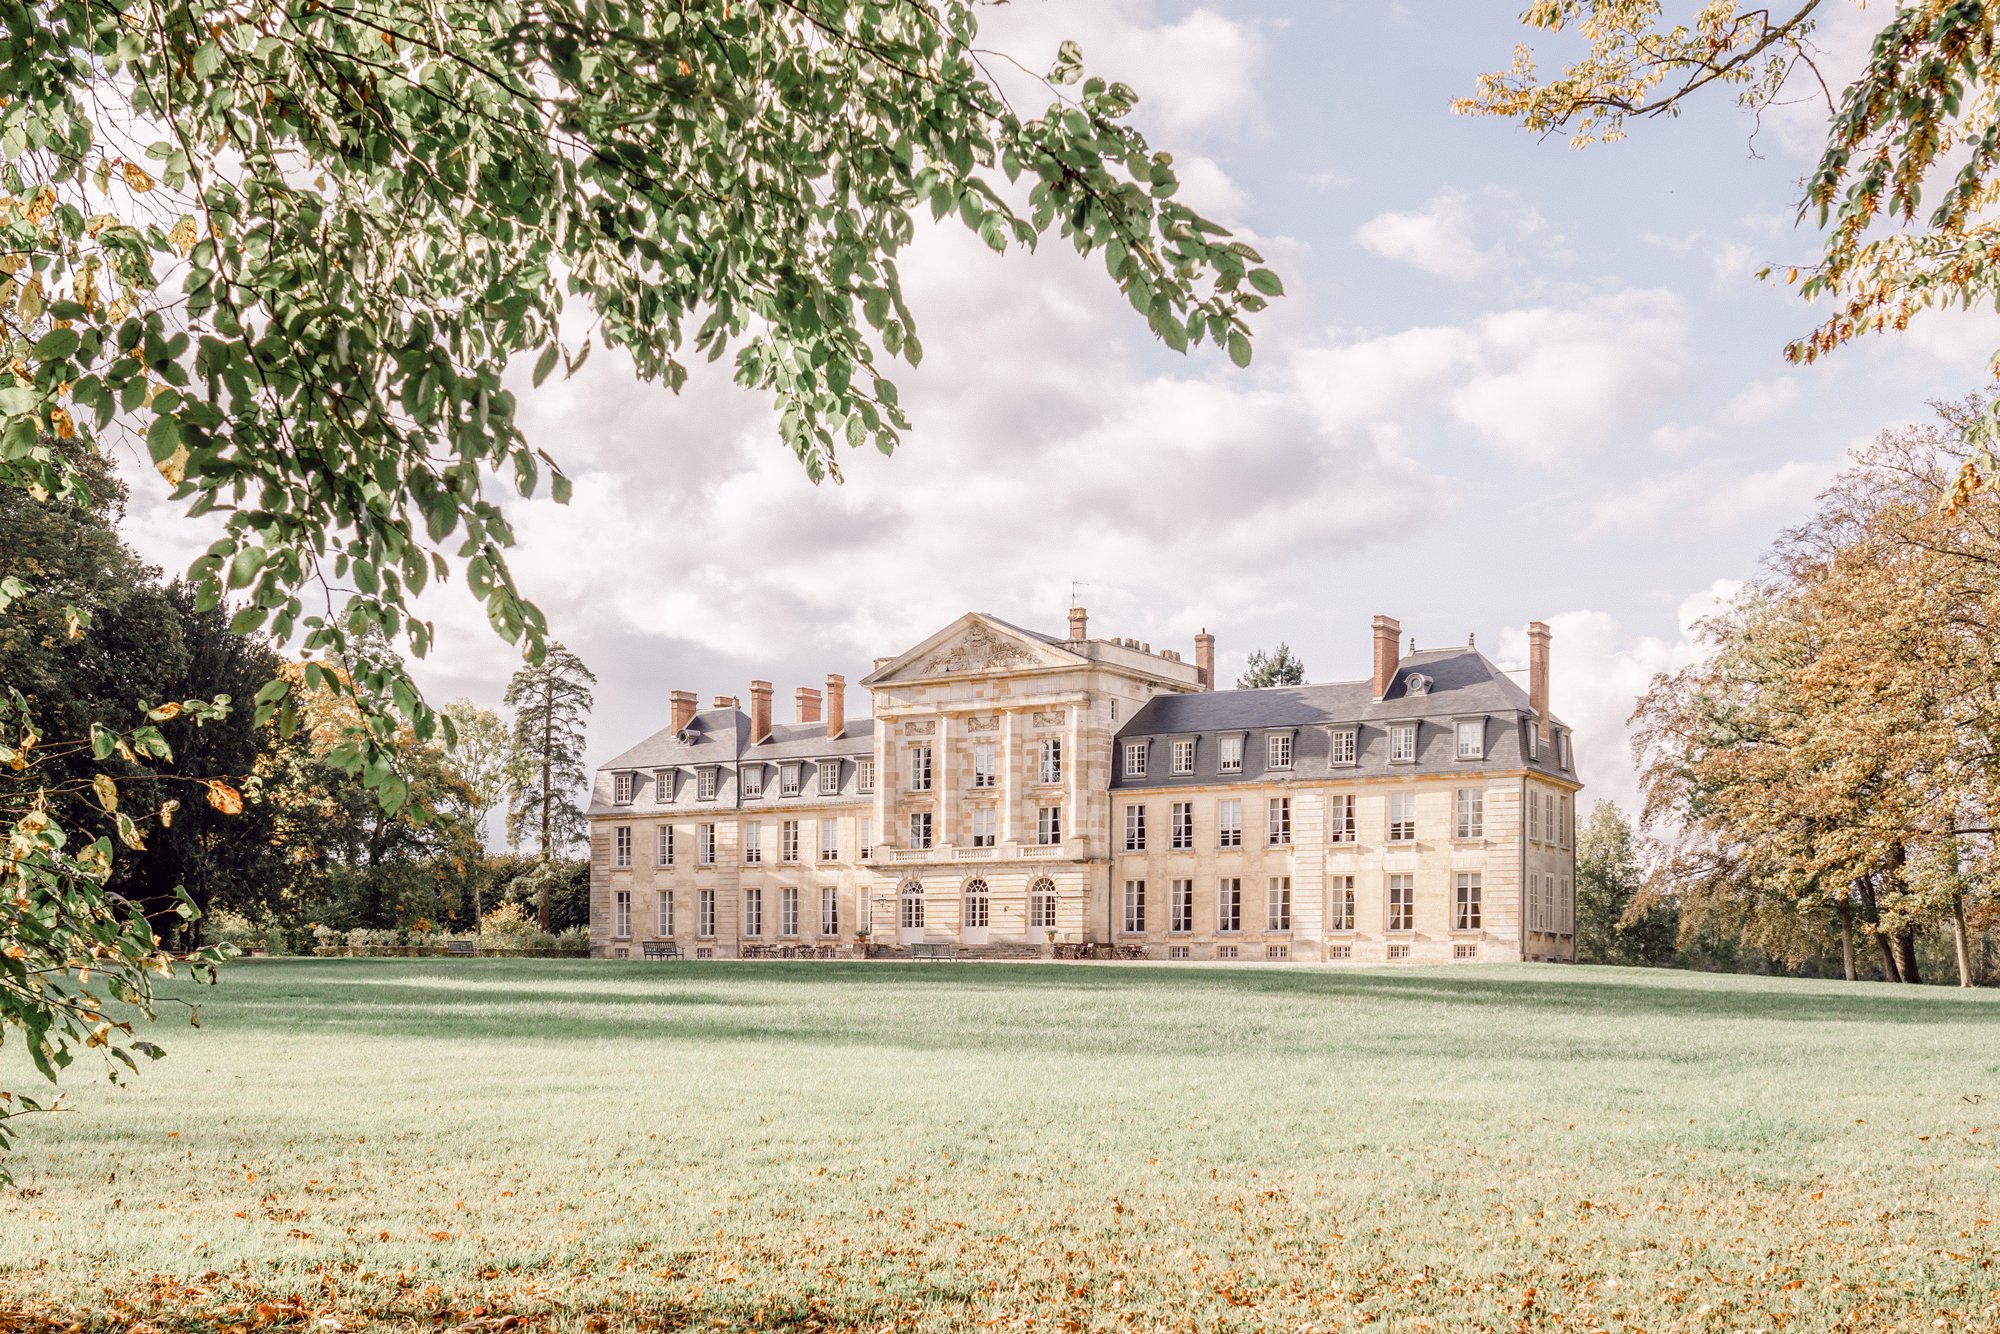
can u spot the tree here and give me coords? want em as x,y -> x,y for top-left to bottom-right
1236,644 -> 1307,689
505,645 -> 595,929
440,700 -> 514,927
1461,5 -> 2000,494
1575,802 -> 1676,967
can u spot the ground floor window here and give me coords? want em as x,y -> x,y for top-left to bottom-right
1328,875 -> 1355,932
1170,880 -> 1193,934
613,891 -> 631,938
1217,878 -> 1241,934
1388,874 -> 1414,932
1266,877 -> 1291,932
656,892 -> 672,937
698,889 -> 716,938
964,879 -> 990,927
1454,872 -> 1482,931
901,880 -> 925,930
1122,880 -> 1145,934
1029,877 -> 1058,930
821,887 -> 840,937
781,886 -> 800,937
743,887 -> 763,938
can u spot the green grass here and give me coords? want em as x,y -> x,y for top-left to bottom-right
4,959 -> 1999,1332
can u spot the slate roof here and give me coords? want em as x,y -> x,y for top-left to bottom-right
602,710 -> 874,773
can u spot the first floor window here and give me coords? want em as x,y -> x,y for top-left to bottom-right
1454,872 -> 1482,931
1327,794 -> 1355,844
910,811 -> 933,850
743,822 -> 762,864
820,887 -> 840,937
1455,787 -> 1484,840
1124,804 -> 1147,852
964,878 -> 990,927
1038,738 -> 1063,785
1170,879 -> 1194,934
1217,799 -> 1241,848
1037,806 -> 1062,846
859,818 -> 873,860
910,746 -> 933,792
901,881 -> 924,930
819,819 -> 840,861
1388,791 -> 1416,843
1267,877 -> 1291,932
698,888 -> 716,937
781,886 -> 800,937
1124,741 -> 1148,778
743,888 -> 763,937
657,824 -> 674,866
613,825 -> 632,868
1030,877 -> 1058,930
1171,801 -> 1194,850
1388,874 -> 1414,932
656,892 -> 673,937
698,823 -> 716,865
1171,738 -> 1195,775
972,807 -> 996,848
1217,878 -> 1242,933
1328,876 -> 1355,932
781,819 -> 800,863
613,891 -> 631,937
1267,797 -> 1291,846
1122,880 -> 1146,934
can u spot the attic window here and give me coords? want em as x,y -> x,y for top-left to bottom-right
1455,719 -> 1484,760
742,765 -> 763,799
613,772 -> 636,805
1404,673 -> 1431,696
1327,729 -> 1356,766
1218,735 -> 1244,773
698,767 -> 718,801
1559,730 -> 1572,771
654,771 -> 671,802
1389,723 -> 1417,763
819,760 -> 841,794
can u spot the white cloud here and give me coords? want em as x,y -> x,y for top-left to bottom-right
1651,375 -> 1801,450
1352,187 -> 1557,282
1580,454 -> 1839,539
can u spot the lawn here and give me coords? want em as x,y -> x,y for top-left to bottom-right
2,959 -> 1997,1332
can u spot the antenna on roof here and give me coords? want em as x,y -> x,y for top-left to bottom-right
1070,580 -> 1087,608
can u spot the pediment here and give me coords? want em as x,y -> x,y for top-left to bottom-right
863,614 -> 1081,685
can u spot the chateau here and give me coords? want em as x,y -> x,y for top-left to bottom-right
587,611 -> 1581,963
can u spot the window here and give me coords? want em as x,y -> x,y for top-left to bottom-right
1326,794 -> 1355,844
1122,880 -> 1146,934
781,763 -> 801,797
820,761 -> 841,795
743,888 -> 762,937
1454,872 -> 1482,931
1528,873 -> 1544,932
1266,944 -> 1289,960
820,887 -> 839,937
742,766 -> 764,799
1217,799 -> 1242,848
1217,878 -> 1242,933
614,891 -> 631,937
1219,735 -> 1243,773
858,818 -> 873,860
658,825 -> 674,866
1528,789 -> 1543,844
1328,875 -> 1355,931
973,743 -> 997,788
1328,729 -> 1356,766
1038,738 -> 1062,785
1527,723 -> 1540,761
1388,874 -> 1414,931
657,892 -> 673,937
910,746 -> 932,792
1559,794 -> 1572,848
1029,877 -> 1057,930
1454,943 -> 1476,960
613,825 -> 632,868
1456,719 -> 1485,760
1388,792 -> 1416,843
698,888 -> 716,937
1124,742 -> 1148,778
781,886 -> 800,938
1559,731 -> 1572,771
1036,806 -> 1062,846
1171,739 -> 1195,775
972,807 -> 996,848
819,819 -> 839,862
614,772 -> 636,804
1267,877 -> 1291,932
1561,876 -> 1573,931
1170,880 -> 1194,934
1217,944 -> 1239,960
1267,797 -> 1291,846
743,822 -> 762,864
1387,943 -> 1410,960
1171,801 -> 1194,850
1169,945 -> 1190,960
1328,944 -> 1352,960
1268,733 -> 1293,769
698,767 -> 717,800
1454,788 -> 1484,840
964,879 -> 990,928
780,819 -> 800,863
900,881 -> 924,930
910,811 -> 933,850
1390,724 -> 1417,763
655,771 -> 671,802
857,759 -> 875,794
1124,805 -> 1147,852
698,823 -> 716,865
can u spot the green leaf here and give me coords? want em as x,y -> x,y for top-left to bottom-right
1247,268 -> 1284,297
1227,330 -> 1252,368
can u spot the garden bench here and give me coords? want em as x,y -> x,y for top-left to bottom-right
908,942 -> 957,962
642,941 -> 681,960
446,940 -> 478,957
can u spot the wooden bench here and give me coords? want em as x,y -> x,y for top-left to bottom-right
446,940 -> 478,957
642,941 -> 682,960
908,942 -> 957,962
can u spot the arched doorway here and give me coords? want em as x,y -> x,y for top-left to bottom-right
962,878 -> 990,946
898,879 -> 925,947
1029,876 -> 1058,940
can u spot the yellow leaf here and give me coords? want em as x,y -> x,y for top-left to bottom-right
156,443 -> 189,487
205,781 -> 245,815
167,217 -> 197,256
120,161 -> 156,194
92,772 -> 118,813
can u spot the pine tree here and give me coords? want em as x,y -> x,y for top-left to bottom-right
1236,644 -> 1307,689
504,645 -> 596,930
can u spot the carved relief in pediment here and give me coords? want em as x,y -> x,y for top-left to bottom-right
918,623 -> 1038,676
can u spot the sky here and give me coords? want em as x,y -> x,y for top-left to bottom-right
111,0 -> 2000,825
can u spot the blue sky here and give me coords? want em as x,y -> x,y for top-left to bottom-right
115,1 -> 2000,821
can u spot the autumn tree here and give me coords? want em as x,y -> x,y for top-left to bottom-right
1237,644 -> 1307,689
505,645 -> 594,929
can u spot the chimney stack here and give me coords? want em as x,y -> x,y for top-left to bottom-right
1528,621 -> 1552,743
670,690 -> 698,733
1371,615 -> 1401,701
1194,630 -> 1215,691
749,680 -> 773,744
1068,605 -> 1088,642
795,686 -> 822,724
713,694 -> 739,710
825,673 -> 846,740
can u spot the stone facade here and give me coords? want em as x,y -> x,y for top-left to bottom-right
588,611 -> 1582,962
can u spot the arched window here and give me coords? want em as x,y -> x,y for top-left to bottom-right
899,879 -> 925,930
963,878 -> 990,928
1029,877 -> 1058,931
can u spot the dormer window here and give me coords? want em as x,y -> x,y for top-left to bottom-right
1124,741 -> 1148,779
698,767 -> 718,801
1171,739 -> 1195,775
1404,673 -> 1431,696
1327,729 -> 1357,766
1267,733 -> 1293,770
1455,719 -> 1485,760
1558,730 -> 1572,771
613,772 -> 636,805
1389,723 -> 1417,763
741,765 -> 764,800
819,760 -> 841,795
654,770 -> 672,802
1218,735 -> 1244,773
781,763 -> 801,796
1526,721 -> 1540,761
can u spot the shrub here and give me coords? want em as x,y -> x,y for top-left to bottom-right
554,926 -> 590,956
205,910 -> 262,952
479,901 -> 536,945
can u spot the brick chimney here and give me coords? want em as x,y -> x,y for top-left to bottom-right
1528,620 -> 1552,742
825,673 -> 846,740
1194,630 -> 1215,691
748,680 -> 773,744
1068,605 -> 1088,642
1371,615 -> 1401,701
795,686 -> 822,724
670,690 -> 698,732
713,694 -> 738,710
